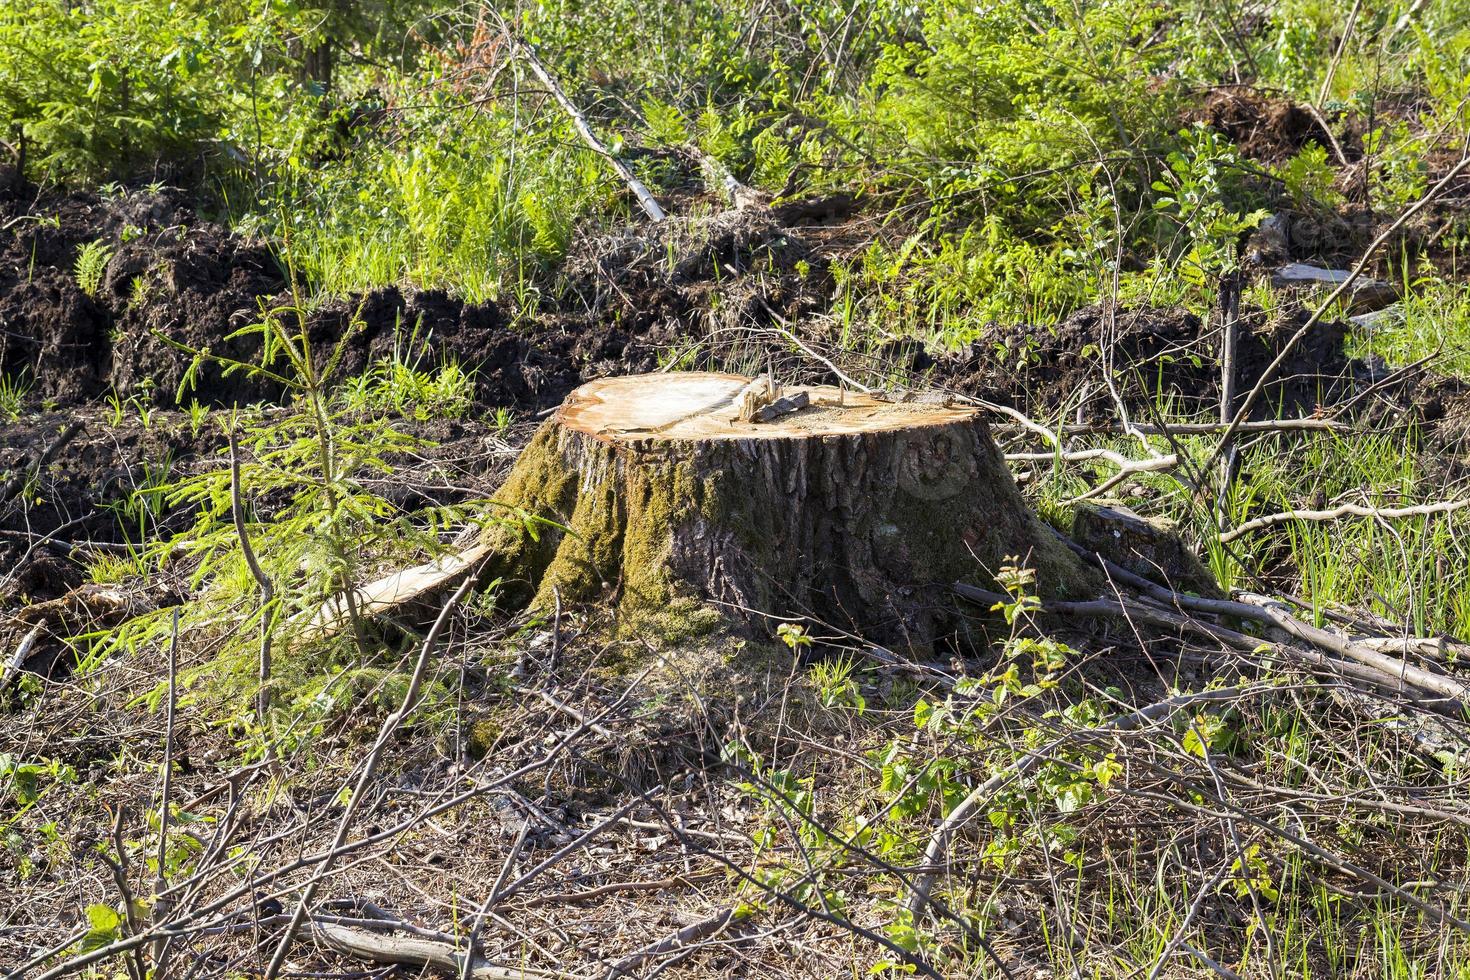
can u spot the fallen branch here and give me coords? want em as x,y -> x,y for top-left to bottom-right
1233,592 -> 1470,704
305,541 -> 493,635
992,418 -> 1347,437
1219,496 -> 1470,543
1077,527 -> 1470,700
1005,447 -> 1179,479
682,143 -> 766,210
955,580 -> 1469,711
1015,449 -> 1180,504
1037,540 -> 1470,706
1002,446 -> 1182,504
514,38 -> 666,222
313,920 -> 556,979
519,686 -> 616,738
0,623 -> 43,694
603,908 -> 737,978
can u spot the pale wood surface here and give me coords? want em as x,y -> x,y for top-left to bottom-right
557,372 -> 976,442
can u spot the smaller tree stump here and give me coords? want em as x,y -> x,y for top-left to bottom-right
483,372 -> 1092,652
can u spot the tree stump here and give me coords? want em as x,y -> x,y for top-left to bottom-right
483,372 -> 1093,653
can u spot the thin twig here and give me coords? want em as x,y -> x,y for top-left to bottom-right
461,820 -> 530,980
229,429 -> 276,723
1202,146 -> 1470,479
1220,496 -> 1470,543
151,610 -> 181,974
262,571 -> 480,980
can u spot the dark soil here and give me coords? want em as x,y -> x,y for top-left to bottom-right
1188,87 -> 1340,166
1187,87 -> 1470,271
0,179 -> 836,416
0,181 -> 533,408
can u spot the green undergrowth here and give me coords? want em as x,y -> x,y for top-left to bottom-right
10,0 -> 1469,322
1022,401 -> 1470,639
74,280 -> 504,752
276,106 -> 617,304
718,566 -> 1470,978
1348,275 -> 1470,379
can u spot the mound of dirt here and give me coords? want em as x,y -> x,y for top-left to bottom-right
551,206 -> 831,359
0,185 -> 536,408
0,182 -> 836,415
1188,87 -> 1337,165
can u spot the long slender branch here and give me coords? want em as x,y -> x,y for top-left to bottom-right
992,418 -> 1346,437
1202,147 -> 1470,479
229,429 -> 276,723
150,610 -> 181,974
1220,496 -> 1470,543
513,38 -> 666,222
261,570 -> 480,980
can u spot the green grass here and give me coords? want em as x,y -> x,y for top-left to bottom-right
0,373 -> 28,421
274,107 -> 617,304
1347,279 -> 1470,379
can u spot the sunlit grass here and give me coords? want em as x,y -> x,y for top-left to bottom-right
261,108 -> 618,305
1347,280 -> 1470,379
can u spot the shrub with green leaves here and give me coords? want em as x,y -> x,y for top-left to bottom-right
865,0 -> 1180,225
0,0 -> 438,183
1150,126 -> 1268,284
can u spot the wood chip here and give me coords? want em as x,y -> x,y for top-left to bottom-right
751,390 -> 810,422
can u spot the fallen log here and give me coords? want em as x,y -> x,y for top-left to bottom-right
514,39 -> 665,222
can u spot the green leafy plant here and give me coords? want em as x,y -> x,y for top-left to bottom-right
73,239 -> 113,297
1152,126 -> 1268,284
342,352 -> 474,422
1279,142 -> 1343,210
810,654 -> 866,714
0,372 -> 29,421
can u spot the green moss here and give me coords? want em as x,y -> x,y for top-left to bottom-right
622,596 -> 726,647
531,445 -> 731,624
477,424 -> 582,605
617,456 -> 701,610
465,707 -> 515,760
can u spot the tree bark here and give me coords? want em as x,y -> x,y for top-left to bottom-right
480,372 -> 1092,653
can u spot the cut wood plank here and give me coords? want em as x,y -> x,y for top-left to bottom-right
305,543 -> 491,636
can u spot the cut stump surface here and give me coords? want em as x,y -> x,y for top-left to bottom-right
472,371 -> 1093,652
